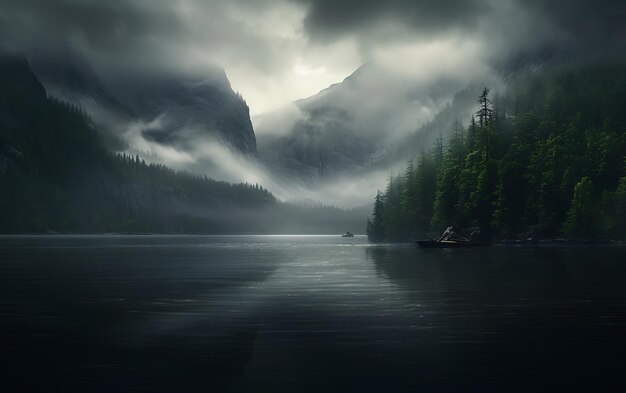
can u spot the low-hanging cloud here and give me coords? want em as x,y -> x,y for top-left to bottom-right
293,0 -> 492,43
293,0 -> 626,56
1,0 -> 623,209
1,0 -> 623,114
118,112 -> 323,203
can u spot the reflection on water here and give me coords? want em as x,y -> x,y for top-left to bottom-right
0,236 -> 625,392
367,246 -> 626,391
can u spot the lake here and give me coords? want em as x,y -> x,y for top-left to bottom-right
1,235 -> 625,392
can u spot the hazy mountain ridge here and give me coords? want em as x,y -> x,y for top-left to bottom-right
256,47 -> 592,190
109,68 -> 257,156
28,49 -> 257,157
256,62 -> 488,188
0,54 -> 365,234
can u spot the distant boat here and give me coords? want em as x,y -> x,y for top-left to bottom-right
341,232 -> 355,238
416,239 -> 491,248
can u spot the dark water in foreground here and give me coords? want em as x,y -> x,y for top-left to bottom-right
1,235 -> 625,392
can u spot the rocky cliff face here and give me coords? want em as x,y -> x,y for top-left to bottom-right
29,49 -> 257,157
0,54 -> 271,233
110,69 -> 257,156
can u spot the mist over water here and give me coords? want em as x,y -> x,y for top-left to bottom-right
1,236 -> 625,392
1,1 -> 625,392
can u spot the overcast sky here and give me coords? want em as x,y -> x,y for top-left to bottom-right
0,0 -> 623,115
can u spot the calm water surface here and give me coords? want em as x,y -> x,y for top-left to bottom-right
1,235 -> 625,392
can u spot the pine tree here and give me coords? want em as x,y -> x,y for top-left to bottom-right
368,190 -> 385,241
476,87 -> 493,128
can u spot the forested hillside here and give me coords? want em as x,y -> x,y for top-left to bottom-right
0,55 -> 363,234
367,62 -> 626,241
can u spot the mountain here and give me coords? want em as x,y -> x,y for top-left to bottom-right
256,62 -> 483,186
108,67 -> 257,156
29,48 -> 257,157
0,54 -> 364,234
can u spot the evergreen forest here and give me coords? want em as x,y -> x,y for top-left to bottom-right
368,62 -> 626,241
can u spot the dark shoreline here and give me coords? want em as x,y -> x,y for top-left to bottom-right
1,233 -> 622,247
0,232 -> 365,236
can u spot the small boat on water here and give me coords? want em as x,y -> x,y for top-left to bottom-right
416,239 -> 491,248
341,232 -> 355,238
